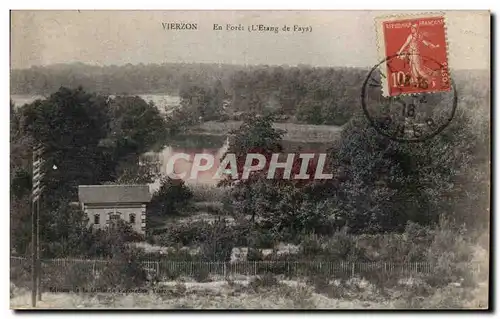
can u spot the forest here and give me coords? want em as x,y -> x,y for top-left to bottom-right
11,63 -> 488,127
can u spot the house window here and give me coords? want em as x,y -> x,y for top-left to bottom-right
129,213 -> 136,224
107,212 -> 121,226
109,213 -> 121,222
94,214 -> 100,225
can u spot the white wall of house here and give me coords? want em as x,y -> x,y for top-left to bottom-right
83,203 -> 147,234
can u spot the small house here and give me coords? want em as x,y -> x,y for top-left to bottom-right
78,184 -> 152,234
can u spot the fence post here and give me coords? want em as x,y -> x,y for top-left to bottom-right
223,263 -> 227,278
351,263 -> 355,277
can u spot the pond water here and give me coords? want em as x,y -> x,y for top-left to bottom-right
10,94 -> 46,107
150,133 -> 332,189
10,94 -> 181,112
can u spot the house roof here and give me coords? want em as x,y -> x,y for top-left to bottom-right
78,184 -> 151,204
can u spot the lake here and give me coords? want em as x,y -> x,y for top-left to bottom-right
10,94 -> 181,114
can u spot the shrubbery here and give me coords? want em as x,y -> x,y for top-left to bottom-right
147,177 -> 193,218
40,247 -> 149,292
249,273 -> 279,291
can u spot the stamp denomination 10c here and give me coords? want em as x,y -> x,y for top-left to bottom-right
362,13 -> 457,142
376,14 -> 451,97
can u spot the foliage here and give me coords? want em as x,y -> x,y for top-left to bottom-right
45,263 -> 95,291
114,154 -> 160,184
198,220 -> 237,262
247,248 -> 264,261
220,115 -> 334,237
422,218 -> 476,288
149,220 -> 257,263
325,109 -> 488,232
147,177 -> 193,218
94,247 -> 148,291
189,183 -> 227,202
20,87 -> 112,205
249,273 -> 279,291
246,228 -> 276,249
41,246 -> 149,292
218,114 -> 285,186
106,95 -> 167,156
41,203 -> 93,258
82,220 -> 144,258
193,266 -> 211,283
179,81 -> 225,122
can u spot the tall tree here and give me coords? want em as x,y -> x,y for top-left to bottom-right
106,95 -> 167,157
327,110 -> 486,232
20,87 -> 113,205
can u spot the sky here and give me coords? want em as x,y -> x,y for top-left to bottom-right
10,10 -> 490,69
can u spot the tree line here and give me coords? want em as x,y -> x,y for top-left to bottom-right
11,63 -> 488,128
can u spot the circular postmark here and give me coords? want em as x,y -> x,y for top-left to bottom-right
361,53 -> 457,142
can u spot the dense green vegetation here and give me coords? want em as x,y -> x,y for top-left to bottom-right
10,87 -> 167,257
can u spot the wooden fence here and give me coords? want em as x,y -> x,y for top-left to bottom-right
11,256 -> 440,279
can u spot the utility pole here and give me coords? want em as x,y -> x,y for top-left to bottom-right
30,197 -> 36,308
36,197 -> 41,301
31,144 -> 45,307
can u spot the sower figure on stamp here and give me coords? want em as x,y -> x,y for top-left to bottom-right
397,23 -> 440,87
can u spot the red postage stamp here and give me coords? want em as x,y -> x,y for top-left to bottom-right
376,14 -> 451,96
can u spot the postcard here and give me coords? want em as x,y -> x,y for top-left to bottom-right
10,10 -> 490,310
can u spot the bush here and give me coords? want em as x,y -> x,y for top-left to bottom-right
193,266 -> 211,283
190,184 -> 227,202
277,284 -> 315,309
359,267 -> 399,296
83,220 -> 144,258
10,260 -> 31,289
152,219 -> 248,252
307,273 -> 330,293
153,222 -> 206,246
294,229 -> 368,262
247,229 -> 276,249
94,248 -> 148,291
423,219 -> 475,288
173,282 -> 187,297
249,272 -> 279,290
41,247 -> 149,293
321,228 -> 367,261
300,234 -> 323,256
60,263 -> 95,291
247,248 -> 263,261
148,177 -> 193,217
397,283 -> 480,309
